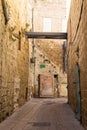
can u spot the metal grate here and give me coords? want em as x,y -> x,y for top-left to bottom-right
28,122 -> 51,127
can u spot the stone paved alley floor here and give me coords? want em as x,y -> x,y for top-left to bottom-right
0,98 -> 85,130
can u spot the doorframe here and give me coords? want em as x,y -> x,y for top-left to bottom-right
38,74 -> 40,97
54,74 -> 59,97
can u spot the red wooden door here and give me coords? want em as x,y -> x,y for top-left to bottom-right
40,75 -> 54,97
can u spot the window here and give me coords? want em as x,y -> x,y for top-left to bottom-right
43,18 -> 52,32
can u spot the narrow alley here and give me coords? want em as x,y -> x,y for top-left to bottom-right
0,0 -> 87,130
0,98 -> 84,130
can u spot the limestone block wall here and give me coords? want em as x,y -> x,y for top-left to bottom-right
0,0 -> 32,122
33,0 -> 67,69
35,40 -> 64,70
33,0 -> 67,32
28,0 -> 68,98
67,0 -> 87,129
31,46 -> 67,97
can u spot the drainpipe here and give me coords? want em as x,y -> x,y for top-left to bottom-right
32,7 -> 36,97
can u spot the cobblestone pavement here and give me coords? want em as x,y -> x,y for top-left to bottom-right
0,98 -> 85,130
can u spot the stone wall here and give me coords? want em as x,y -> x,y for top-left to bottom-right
33,0 -> 67,32
67,0 -> 87,129
0,0 -> 68,123
30,0 -> 68,98
31,46 -> 67,97
0,0 -> 32,122
33,0 -> 67,69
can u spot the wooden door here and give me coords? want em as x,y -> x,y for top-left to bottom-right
75,64 -> 81,121
39,75 -> 54,97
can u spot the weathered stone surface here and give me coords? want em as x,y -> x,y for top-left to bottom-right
29,0 -> 67,98
67,0 -> 87,129
31,47 -> 67,97
0,98 -> 85,130
33,0 -> 67,69
0,0 -> 33,122
0,0 -> 68,123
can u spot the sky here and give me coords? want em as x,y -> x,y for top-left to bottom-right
66,0 -> 71,21
62,0 -> 71,32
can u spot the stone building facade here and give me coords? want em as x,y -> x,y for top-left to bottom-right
0,0 -> 68,123
67,0 -> 87,129
0,0 -> 33,122
31,46 -> 67,97
29,0 -> 67,97
33,0 -> 67,68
